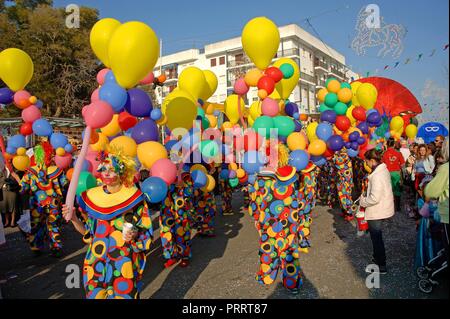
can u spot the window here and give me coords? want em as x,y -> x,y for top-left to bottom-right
235,53 -> 244,63
219,56 -> 225,65
210,58 -> 216,67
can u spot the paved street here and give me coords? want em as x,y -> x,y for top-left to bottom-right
0,191 -> 448,299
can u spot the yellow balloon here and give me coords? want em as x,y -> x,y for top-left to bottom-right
224,94 -> 245,125
242,17 -> 280,70
162,89 -> 198,131
356,83 -> 378,110
190,164 -> 208,175
100,114 -> 121,137
248,115 -> 255,127
203,174 -> 216,192
287,132 -> 308,151
204,102 -> 215,115
249,101 -> 262,119
108,21 -> 159,89
346,105 -> 357,125
206,114 -> 217,128
156,114 -> 167,126
137,141 -> 167,169
0,48 -> 34,92
178,66 -> 207,101
308,139 -> 327,156
229,163 -> 238,170
236,168 -> 245,179
390,116 -> 404,131
56,147 -> 66,156
405,124 -> 418,139
89,18 -> 121,68
12,155 -> 30,171
90,133 -> 109,151
268,88 -> 282,100
306,122 -> 319,142
244,68 -> 263,87
317,88 -> 328,103
16,147 -> 26,156
199,70 -> 218,101
273,58 -> 300,100
350,81 -> 362,106
110,136 -> 137,157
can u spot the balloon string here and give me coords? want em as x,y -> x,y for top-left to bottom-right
237,95 -> 247,130
64,126 -> 91,221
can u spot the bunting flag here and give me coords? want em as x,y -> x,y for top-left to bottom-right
417,53 -> 423,61
383,65 -> 389,70
393,62 -> 400,68
429,49 -> 436,57
404,58 -> 411,64
444,44 -> 449,50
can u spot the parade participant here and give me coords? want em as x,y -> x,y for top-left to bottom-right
248,143 -> 304,294
382,138 -> 405,213
219,165 -> 233,215
19,141 -> 67,257
159,170 -> 195,268
332,149 -> 355,221
412,144 -> 435,192
63,147 -> 153,299
192,164 -> 217,237
352,156 -> 368,200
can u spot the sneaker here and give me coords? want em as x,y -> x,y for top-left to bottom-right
163,258 -> 178,268
180,259 -> 189,267
223,210 -> 234,216
287,288 -> 300,295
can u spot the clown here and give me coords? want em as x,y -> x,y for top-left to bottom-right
218,165 -> 234,215
159,170 -> 195,268
332,149 -> 355,221
63,147 -> 153,299
248,143 -> 304,294
192,169 -> 217,237
19,141 -> 67,257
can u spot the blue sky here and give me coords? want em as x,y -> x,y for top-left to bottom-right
54,0 -> 449,124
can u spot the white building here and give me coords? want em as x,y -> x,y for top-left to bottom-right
154,23 -> 360,114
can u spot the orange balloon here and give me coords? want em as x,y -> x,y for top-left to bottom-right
67,168 -> 74,181
258,89 -> 268,100
299,114 -> 308,121
337,88 -> 352,103
327,79 -> 340,93
316,88 -> 328,102
90,130 -> 99,144
308,139 -> 327,156
157,74 -> 166,83
342,131 -> 350,142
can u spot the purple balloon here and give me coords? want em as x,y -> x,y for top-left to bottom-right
349,131 -> 360,142
285,102 -> 299,117
345,142 -> 352,149
350,141 -> 359,150
0,88 -> 14,104
131,119 -> 159,144
357,121 -> 369,134
294,120 -> 302,132
320,110 -> 337,124
357,136 -> 366,145
124,88 -> 153,117
278,135 -> 288,144
327,135 -> 344,151
367,112 -> 381,125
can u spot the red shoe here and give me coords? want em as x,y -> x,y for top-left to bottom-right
180,259 -> 189,267
164,258 -> 178,268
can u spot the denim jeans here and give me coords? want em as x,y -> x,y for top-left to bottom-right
368,219 -> 386,267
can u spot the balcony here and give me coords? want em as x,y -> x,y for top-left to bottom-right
227,56 -> 252,68
276,48 -> 300,57
314,60 -> 329,72
329,68 -> 345,79
300,72 -> 316,84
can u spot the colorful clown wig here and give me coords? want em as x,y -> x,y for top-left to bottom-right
96,145 -> 137,187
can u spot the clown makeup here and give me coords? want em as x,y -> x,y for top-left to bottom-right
100,164 -> 120,186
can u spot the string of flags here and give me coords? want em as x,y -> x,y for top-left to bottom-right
363,43 -> 449,78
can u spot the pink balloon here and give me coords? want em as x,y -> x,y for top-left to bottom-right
83,101 -> 114,129
151,158 -> 177,185
55,153 -> 73,169
97,68 -> 110,85
234,78 -> 249,95
261,98 -> 279,117
21,105 -> 41,123
85,148 -> 101,177
91,88 -> 100,102
14,90 -> 31,107
140,72 -> 155,85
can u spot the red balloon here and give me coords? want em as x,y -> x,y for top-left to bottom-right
118,111 -> 138,131
323,148 -> 335,158
265,67 -> 283,83
257,76 -> 275,95
335,115 -> 351,132
352,106 -> 367,121
20,122 -> 33,136
239,173 -> 248,184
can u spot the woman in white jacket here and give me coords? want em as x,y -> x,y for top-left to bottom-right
360,149 -> 395,274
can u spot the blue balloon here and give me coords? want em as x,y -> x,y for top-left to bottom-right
50,133 -> 68,149
357,137 -> 366,145
248,174 -> 257,185
310,155 -> 326,167
64,144 -> 73,153
150,108 -> 162,121
0,88 -> 14,104
243,151 -> 266,175
142,177 -> 168,203
8,134 -> 26,149
220,169 -> 229,180
99,82 -> 128,113
345,142 -> 352,149
35,100 -> 44,109
384,132 -> 391,139
131,119 -> 159,144
367,112 -> 381,125
285,102 -> 299,117
289,150 -> 309,171
316,123 -> 333,141
292,112 -> 299,120
191,169 -> 207,188
32,119 -> 53,136
294,120 -> 302,132
213,110 -> 220,117
349,131 -> 360,142
327,135 -> 344,151
357,122 -> 369,134
105,70 -> 117,84
347,148 -> 359,158
320,110 -> 337,124
165,140 -> 178,152
350,141 -> 359,150
6,146 -> 16,155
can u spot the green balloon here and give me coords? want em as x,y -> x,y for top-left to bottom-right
76,171 -> 97,196
253,116 -> 275,138
273,116 -> 295,137
324,93 -> 338,107
340,82 -> 351,89
197,106 -> 205,118
334,102 -> 348,115
229,177 -> 239,188
325,77 -> 337,86
202,116 -> 210,129
200,140 -> 218,158
319,103 -> 333,113
280,63 -> 294,79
